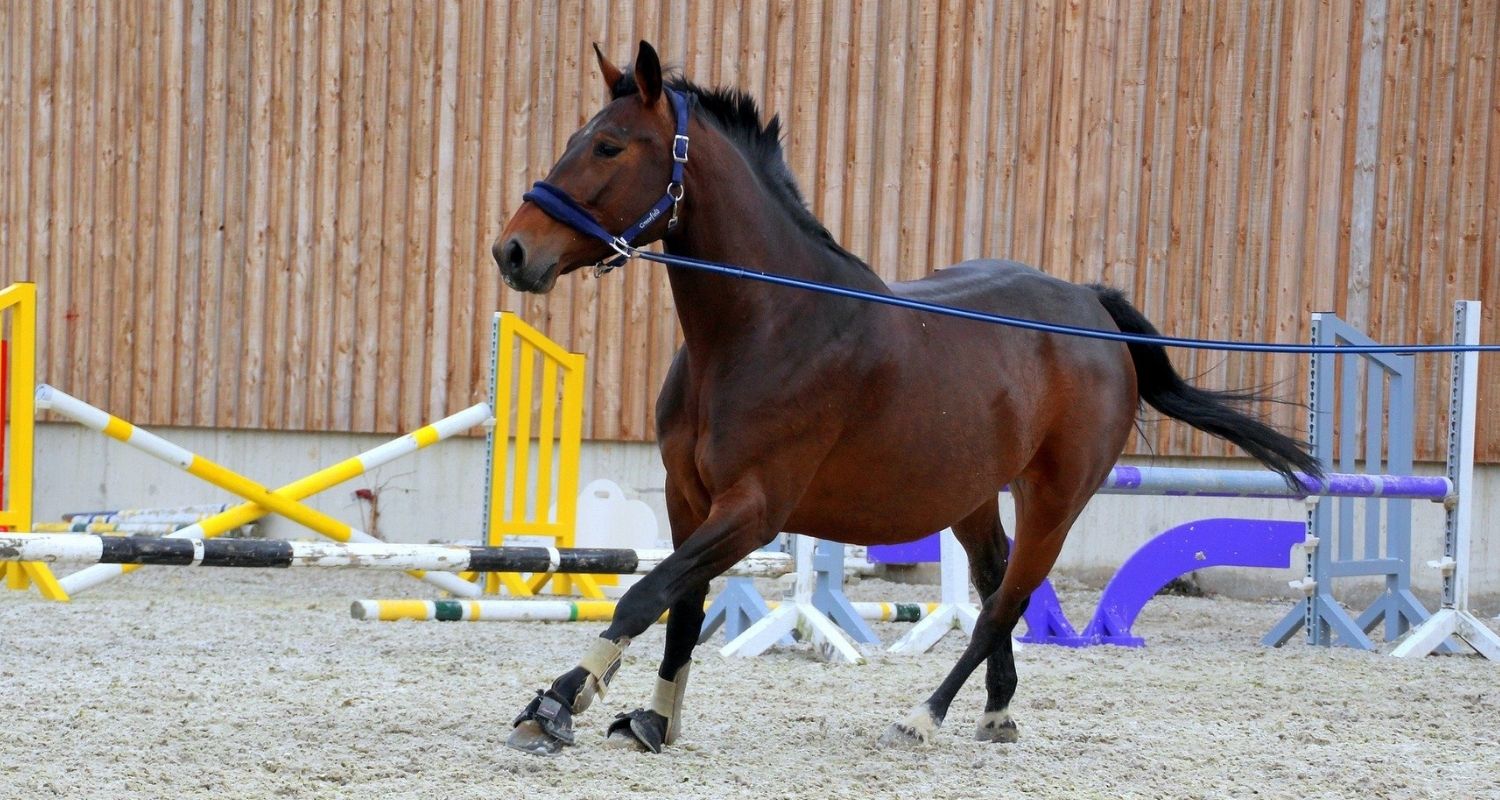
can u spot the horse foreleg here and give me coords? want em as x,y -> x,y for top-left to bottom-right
603,481 -> 709,752
507,486 -> 775,755
602,583 -> 709,752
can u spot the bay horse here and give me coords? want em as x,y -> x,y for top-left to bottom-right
493,41 -> 1320,755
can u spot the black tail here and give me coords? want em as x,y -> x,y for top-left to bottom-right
1090,285 -> 1324,487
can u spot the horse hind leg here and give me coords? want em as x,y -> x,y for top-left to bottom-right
878,498 -> 1012,747
879,479 -> 1093,748
973,474 -> 1101,744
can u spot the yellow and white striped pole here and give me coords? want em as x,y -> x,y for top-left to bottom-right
37,385 -> 488,599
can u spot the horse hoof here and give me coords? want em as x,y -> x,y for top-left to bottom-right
602,729 -> 651,752
877,722 -> 930,749
974,710 -> 1020,744
506,720 -> 569,756
507,690 -> 576,756
605,708 -> 668,754
877,705 -> 938,749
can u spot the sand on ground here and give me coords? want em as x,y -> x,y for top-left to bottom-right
2,567 -> 1497,800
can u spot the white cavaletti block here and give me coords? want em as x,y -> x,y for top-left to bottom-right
573,479 -> 663,597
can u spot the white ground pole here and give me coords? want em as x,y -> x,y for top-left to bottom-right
1392,301 -> 1500,660
888,529 -> 981,654
720,534 -> 867,664
35,386 -> 485,598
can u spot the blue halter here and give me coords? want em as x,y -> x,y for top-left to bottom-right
522,87 -> 691,274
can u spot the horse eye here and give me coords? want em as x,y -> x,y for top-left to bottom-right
594,141 -> 624,158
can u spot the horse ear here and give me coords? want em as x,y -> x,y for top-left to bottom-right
593,43 -> 623,95
633,40 -> 663,106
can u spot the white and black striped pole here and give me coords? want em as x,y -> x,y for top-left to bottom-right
0,533 -> 793,577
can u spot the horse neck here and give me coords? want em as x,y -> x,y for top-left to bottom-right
659,124 -> 888,349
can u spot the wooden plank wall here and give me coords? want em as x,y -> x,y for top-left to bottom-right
1,1 -> 1497,461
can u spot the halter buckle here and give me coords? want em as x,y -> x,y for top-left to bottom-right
672,135 -> 690,163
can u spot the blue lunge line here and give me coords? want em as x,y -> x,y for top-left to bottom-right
625,248 -> 1497,356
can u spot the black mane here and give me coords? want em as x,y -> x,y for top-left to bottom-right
610,71 -> 869,270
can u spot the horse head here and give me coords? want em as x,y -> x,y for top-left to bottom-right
494,41 -> 682,293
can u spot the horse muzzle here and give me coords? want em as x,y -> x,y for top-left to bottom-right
494,235 -> 560,294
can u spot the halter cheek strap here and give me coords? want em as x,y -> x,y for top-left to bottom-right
522,87 -> 692,274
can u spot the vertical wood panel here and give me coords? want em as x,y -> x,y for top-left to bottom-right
955,0 -> 994,262
1045,0 -> 1085,281
351,0 -> 389,431
870,2 -> 909,273
1232,0 -> 1282,398
985,2 -> 1025,258
1073,0 -> 1117,283
1480,3 -> 1500,460
925,0 -> 961,270
193,0 -> 226,426
1265,2 -> 1320,446
1102,0 -> 1147,292
261,0 -> 295,427
1412,3 -> 1460,457
399,2 -> 436,429
150,0 -> 184,424
47,0 -> 70,411
373,0 -> 412,433
307,0 -> 342,430
896,2 -> 935,280
109,2 -> 139,416
87,0 -> 118,414
174,0 -> 205,423
64,0 -> 97,398
130,4 -> 161,422
329,0 -> 365,430
237,0 -> 271,426
1135,2 -> 1179,325
283,0 -> 319,429
30,2 -> 53,377
428,0 -> 460,421
1201,2 -> 1247,455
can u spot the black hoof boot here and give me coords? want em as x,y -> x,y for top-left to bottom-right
507,690 -> 576,756
604,708 -> 670,754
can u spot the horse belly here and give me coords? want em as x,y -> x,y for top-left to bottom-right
782,412 -> 1011,546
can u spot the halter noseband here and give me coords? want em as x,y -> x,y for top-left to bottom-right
521,87 -> 691,275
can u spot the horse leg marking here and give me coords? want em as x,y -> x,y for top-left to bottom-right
974,708 -> 1019,743
877,702 -> 941,748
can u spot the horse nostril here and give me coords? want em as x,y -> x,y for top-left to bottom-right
496,238 -> 526,274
